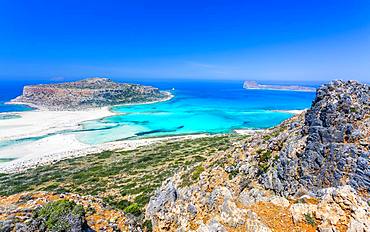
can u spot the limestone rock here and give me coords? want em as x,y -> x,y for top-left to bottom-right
147,80 -> 370,231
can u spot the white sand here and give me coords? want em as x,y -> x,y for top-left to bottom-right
234,129 -> 264,135
0,133 -> 208,173
270,109 -> 307,115
0,93 -> 207,173
0,107 -> 115,141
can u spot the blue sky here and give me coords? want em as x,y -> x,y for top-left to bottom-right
0,0 -> 369,81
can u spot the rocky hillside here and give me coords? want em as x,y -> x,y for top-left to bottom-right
147,80 -> 369,232
11,78 -> 170,110
0,192 -> 129,231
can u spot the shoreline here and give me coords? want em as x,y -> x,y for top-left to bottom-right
270,109 -> 307,115
6,90 -> 174,111
0,93 -> 304,174
0,133 -> 208,174
0,107 -> 117,141
1,91 -> 174,141
111,91 -> 174,107
0,92 -> 179,173
234,129 -> 265,135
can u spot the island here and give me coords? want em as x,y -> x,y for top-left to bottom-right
243,80 -> 316,92
10,77 -> 171,110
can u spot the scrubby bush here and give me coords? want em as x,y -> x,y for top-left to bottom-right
35,200 -> 87,232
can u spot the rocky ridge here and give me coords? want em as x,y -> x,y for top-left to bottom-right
11,77 -> 170,110
147,80 -> 369,232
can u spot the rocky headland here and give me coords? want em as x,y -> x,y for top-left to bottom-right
10,77 -> 171,110
244,80 -> 316,92
147,80 -> 369,231
0,80 -> 368,232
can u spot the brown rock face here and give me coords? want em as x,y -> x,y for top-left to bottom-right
12,77 -> 168,110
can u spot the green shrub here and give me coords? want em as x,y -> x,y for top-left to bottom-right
124,203 -> 141,216
143,220 -> 153,232
228,169 -> 239,180
36,200 -> 85,231
191,165 -> 205,180
259,150 -> 272,163
304,212 -> 316,226
115,199 -> 132,210
258,163 -> 270,173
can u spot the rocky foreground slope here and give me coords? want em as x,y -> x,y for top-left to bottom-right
147,80 -> 369,232
0,192 -> 129,232
11,77 -> 169,110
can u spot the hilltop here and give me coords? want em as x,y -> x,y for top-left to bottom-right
147,80 -> 369,231
10,78 -> 171,110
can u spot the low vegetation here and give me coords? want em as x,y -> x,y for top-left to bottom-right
0,135 -> 243,217
34,200 -> 86,231
304,212 -> 316,227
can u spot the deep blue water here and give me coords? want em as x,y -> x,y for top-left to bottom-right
0,79 -> 317,145
0,81 -> 34,112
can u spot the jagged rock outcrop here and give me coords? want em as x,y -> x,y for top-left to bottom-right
262,80 -> 369,196
147,80 -> 369,232
11,77 -> 170,110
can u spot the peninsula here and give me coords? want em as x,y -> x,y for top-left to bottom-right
0,80 -> 368,232
10,77 -> 171,110
243,80 -> 316,92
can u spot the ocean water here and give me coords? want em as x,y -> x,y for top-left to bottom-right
0,79 -> 317,146
76,80 -> 316,144
0,81 -> 34,112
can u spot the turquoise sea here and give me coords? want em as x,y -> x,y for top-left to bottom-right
0,79 -> 317,146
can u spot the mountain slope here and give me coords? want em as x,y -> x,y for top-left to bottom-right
147,80 -> 369,232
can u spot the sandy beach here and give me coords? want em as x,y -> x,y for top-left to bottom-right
0,92 -> 183,173
0,133 -> 208,173
0,91 -> 174,141
0,107 -> 116,141
234,129 -> 264,135
270,109 -> 307,114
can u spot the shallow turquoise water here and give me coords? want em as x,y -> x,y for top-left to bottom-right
76,80 -> 316,144
0,114 -> 21,120
0,80 -> 316,147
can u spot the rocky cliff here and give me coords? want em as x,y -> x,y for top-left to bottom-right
11,78 -> 169,110
147,80 -> 369,232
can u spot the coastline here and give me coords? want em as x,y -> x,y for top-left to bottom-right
233,109 -> 306,134
6,90 -> 174,110
0,133 -> 208,174
1,91 -> 174,141
244,87 -> 316,92
234,129 -> 264,135
0,91 -> 178,173
111,90 -> 174,107
270,109 -> 307,114
0,107 -> 116,141
0,92 -> 305,174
